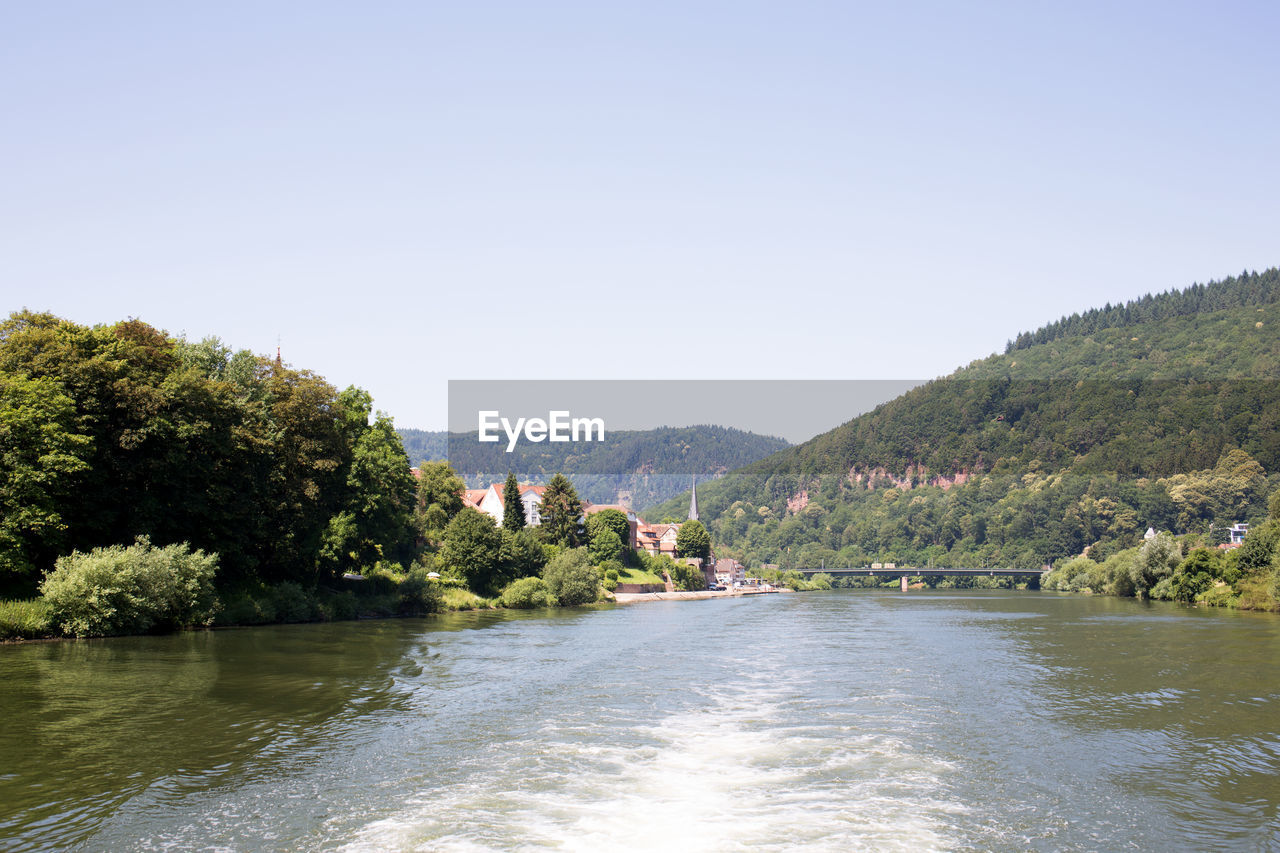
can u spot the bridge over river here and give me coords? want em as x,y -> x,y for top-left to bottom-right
795,566 -> 1044,592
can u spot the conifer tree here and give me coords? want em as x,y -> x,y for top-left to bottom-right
502,471 -> 526,531
538,473 -> 583,547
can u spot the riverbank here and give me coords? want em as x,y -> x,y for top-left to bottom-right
3,577 -> 785,643
612,586 -> 784,604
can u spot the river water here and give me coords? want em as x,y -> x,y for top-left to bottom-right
2,590 -> 1279,851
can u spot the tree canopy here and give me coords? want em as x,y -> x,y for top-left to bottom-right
676,520 -> 711,561
0,311 -> 419,595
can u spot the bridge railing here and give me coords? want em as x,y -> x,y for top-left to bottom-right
792,566 -> 1044,576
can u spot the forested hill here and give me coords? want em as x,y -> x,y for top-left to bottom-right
646,268 -> 1280,570
398,425 -> 790,509
1006,268 -> 1280,353
399,429 -> 448,465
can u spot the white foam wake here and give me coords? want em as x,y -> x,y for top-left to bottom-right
338,663 -> 963,852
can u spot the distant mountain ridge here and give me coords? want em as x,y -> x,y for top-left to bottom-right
646,268 -> 1280,569
397,424 -> 790,509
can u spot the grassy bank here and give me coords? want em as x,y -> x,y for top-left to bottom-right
1,567 -> 615,642
0,567 -> 449,642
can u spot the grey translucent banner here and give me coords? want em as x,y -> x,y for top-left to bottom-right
446,379 -> 921,507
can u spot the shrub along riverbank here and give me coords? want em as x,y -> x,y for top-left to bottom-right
1041,506 -> 1280,610
0,534 -> 629,642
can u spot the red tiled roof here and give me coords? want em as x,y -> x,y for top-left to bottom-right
491,483 -> 548,500
585,504 -> 631,515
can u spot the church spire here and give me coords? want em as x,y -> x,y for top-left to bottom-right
689,476 -> 699,522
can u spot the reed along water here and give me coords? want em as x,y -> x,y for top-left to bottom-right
2,591 -> 1279,850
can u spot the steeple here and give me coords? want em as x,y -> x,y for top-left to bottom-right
689,476 -> 699,522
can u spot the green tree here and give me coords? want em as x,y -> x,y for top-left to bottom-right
416,461 -> 465,542
440,507 -> 505,594
500,528 -> 546,579
416,461 -> 465,519
586,509 -> 631,553
250,364 -> 356,584
542,547 -> 600,605
336,409 -> 418,572
676,520 -> 711,561
0,373 -> 91,591
1130,532 -> 1180,598
588,528 -> 623,566
538,473 -> 583,547
502,471 -> 526,531
1171,568 -> 1213,603
1236,521 -> 1279,576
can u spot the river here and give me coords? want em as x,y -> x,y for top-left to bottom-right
2,591 -> 1279,851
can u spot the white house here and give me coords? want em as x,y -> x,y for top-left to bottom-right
471,482 -> 548,527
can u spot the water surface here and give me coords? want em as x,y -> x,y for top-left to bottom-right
2,591 -> 1278,850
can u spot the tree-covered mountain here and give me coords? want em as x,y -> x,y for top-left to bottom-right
647,269 -> 1280,570
399,428 -> 448,465
398,424 -> 790,509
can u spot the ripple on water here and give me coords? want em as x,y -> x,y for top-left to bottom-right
338,668 -> 966,852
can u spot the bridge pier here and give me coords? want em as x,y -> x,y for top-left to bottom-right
900,574 -> 908,592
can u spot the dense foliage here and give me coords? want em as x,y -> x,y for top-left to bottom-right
1006,268 -> 1279,353
499,576 -> 555,609
676,520 -> 711,561
1041,512 -> 1280,610
647,270 -> 1280,575
542,548 -> 601,606
40,538 -> 220,637
0,312 -> 419,596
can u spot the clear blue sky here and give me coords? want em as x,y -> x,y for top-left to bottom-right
3,1 -> 1277,431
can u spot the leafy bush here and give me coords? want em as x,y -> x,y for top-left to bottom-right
269,581 -> 317,623
215,591 -> 276,626
442,586 -> 490,611
499,576 -> 555,609
807,572 -> 834,590
1199,582 -> 1238,608
398,568 -> 443,615
360,565 -> 401,596
0,598 -> 54,640
41,537 -> 220,637
542,548 -> 600,606
668,559 -> 707,592
318,589 -> 358,621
